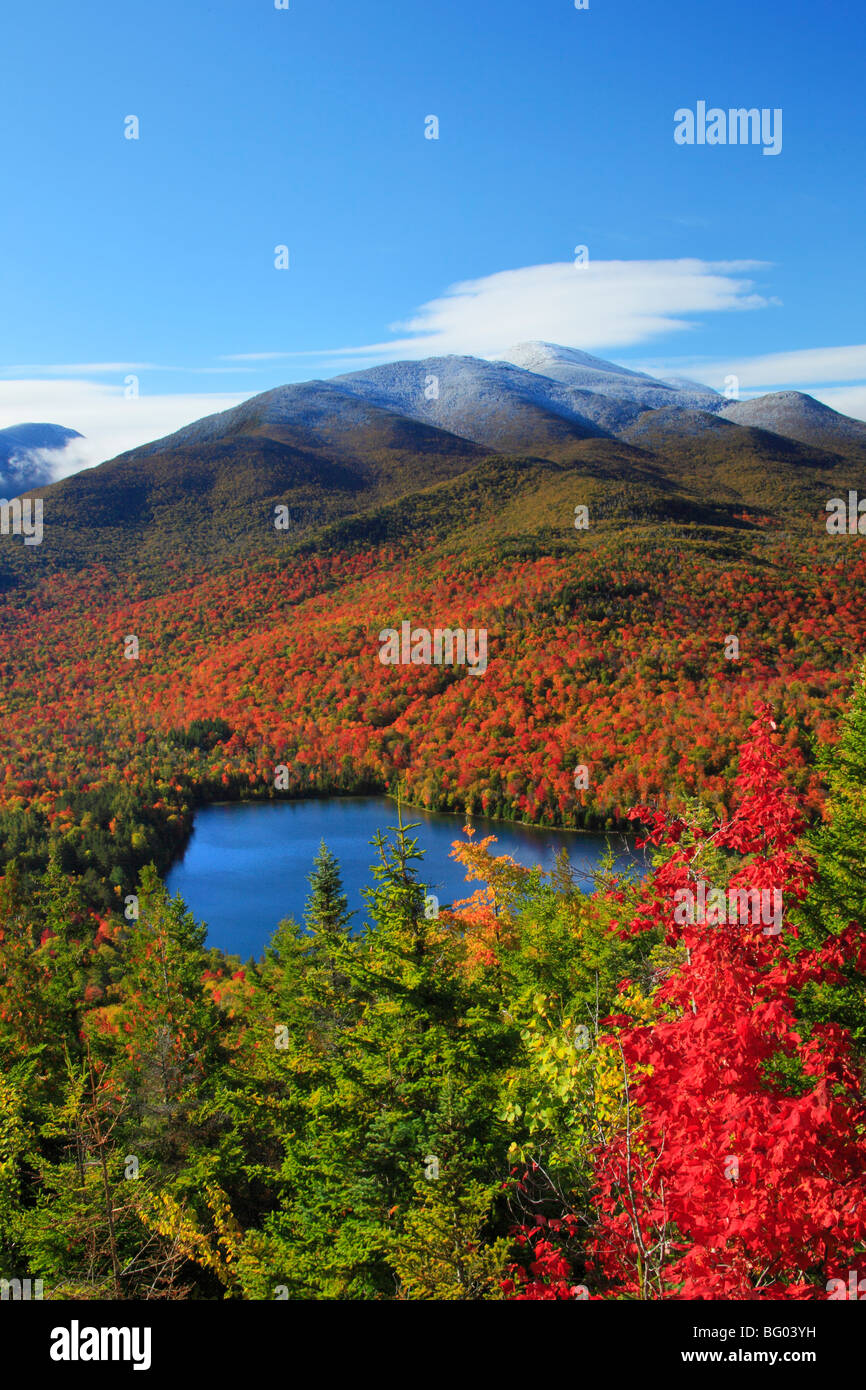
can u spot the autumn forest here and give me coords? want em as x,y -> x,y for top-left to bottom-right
1,443 -> 866,1304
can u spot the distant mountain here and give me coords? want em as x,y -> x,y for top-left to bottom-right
719,391 -> 866,458
620,407 -> 736,443
7,386 -> 488,573
498,342 -> 722,424
4,344 -> 866,584
0,423 -> 84,496
331,354 -> 610,454
332,345 -> 726,445
619,406 -> 846,514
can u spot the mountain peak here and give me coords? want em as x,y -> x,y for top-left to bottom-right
494,342 -> 722,420
497,341 -> 656,382
719,391 -> 866,455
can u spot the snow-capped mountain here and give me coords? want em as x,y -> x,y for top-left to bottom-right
133,354 -> 611,461
15,344 -> 866,575
719,391 -> 866,456
46,343 -> 866,481
332,344 -> 724,446
498,342 -> 722,409
331,354 -> 609,452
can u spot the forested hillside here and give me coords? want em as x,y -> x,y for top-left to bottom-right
0,525 -> 861,905
1,699 -> 865,1299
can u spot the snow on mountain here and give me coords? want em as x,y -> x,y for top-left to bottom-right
95,346 -> 866,477
498,342 -> 722,411
129,380 -> 431,458
719,391 -> 866,454
331,355 -> 610,452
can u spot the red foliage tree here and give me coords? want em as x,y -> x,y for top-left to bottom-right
589,704 -> 866,1299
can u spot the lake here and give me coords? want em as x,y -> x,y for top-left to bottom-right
166,796 -> 644,958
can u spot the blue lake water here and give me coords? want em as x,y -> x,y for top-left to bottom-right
166,796 -> 644,959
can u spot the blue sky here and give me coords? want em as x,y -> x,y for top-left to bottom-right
1,0 -> 864,466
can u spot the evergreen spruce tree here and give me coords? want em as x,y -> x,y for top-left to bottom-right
794,664 -> 866,1051
806,663 -> 866,935
305,840 -> 354,941
389,1164 -> 510,1300
258,806 -> 514,1298
112,866 -> 224,1160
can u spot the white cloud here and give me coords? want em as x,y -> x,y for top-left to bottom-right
223,258 -> 772,364
641,344 -> 866,394
810,385 -> 866,421
635,343 -> 866,422
0,380 -> 248,475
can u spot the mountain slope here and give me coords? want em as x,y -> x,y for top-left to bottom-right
500,341 -> 722,410
719,391 -> 866,458
0,390 -> 493,579
619,407 -> 850,513
331,354 -> 611,453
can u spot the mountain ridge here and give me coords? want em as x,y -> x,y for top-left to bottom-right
2,344 -> 864,584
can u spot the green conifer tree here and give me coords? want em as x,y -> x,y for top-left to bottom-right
304,840 -> 354,941
258,807 -> 513,1298
807,664 -> 866,935
795,664 -> 866,1051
